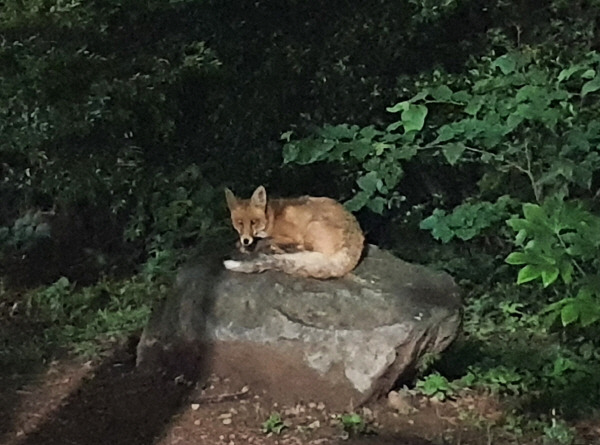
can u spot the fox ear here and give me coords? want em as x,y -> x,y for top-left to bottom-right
250,185 -> 267,208
224,188 -> 237,210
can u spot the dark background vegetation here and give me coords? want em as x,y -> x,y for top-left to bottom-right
2,0 -> 600,443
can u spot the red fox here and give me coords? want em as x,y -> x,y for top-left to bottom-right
223,186 -> 364,279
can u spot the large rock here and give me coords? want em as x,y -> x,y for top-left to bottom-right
136,245 -> 461,406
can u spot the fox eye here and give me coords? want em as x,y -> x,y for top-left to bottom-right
250,219 -> 257,226
236,220 -> 243,226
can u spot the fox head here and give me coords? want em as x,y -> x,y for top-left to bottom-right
224,185 -> 269,246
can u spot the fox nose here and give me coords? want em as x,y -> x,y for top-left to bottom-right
241,237 -> 252,246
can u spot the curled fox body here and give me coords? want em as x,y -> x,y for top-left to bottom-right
223,186 -> 364,279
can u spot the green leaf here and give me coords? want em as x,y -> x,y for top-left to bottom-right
442,143 -> 466,165
581,68 -> 596,79
401,104 -> 428,132
280,130 -> 294,142
541,266 -> 559,288
505,251 -> 528,265
559,261 -> 574,284
318,124 -> 358,140
386,121 -> 403,132
506,218 -> 531,232
366,196 -> 386,214
387,101 -> 409,113
517,265 -> 542,284
359,125 -> 382,141
409,90 -> 429,103
557,65 -> 584,82
430,85 -> 453,101
356,171 -> 379,193
522,203 -> 547,222
433,125 -> 456,144
579,309 -> 600,327
344,190 -> 370,212
451,90 -> 471,103
507,112 -> 524,129
464,96 -> 484,116
346,140 -> 372,161
581,76 -> 600,97
560,303 -> 579,326
492,54 -> 516,75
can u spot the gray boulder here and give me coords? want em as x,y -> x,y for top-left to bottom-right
136,245 -> 461,405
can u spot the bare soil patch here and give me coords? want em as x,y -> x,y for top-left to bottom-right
1,339 -> 597,445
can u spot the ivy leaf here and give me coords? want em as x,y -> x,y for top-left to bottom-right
359,125 -> 382,141
420,210 -> 455,243
282,142 -> 299,163
386,101 -> 409,113
317,124 -> 358,140
344,190 -> 370,212
507,112 -> 524,129
430,85 -> 453,101
452,90 -> 471,103
581,76 -> 600,97
280,130 -> 294,142
492,54 -> 516,75
464,96 -> 484,116
433,125 -> 456,144
409,90 -> 429,103
442,143 -> 466,165
401,104 -> 428,132
386,121 -> 403,132
347,140 -> 372,161
356,171 -> 379,194
367,196 -> 386,214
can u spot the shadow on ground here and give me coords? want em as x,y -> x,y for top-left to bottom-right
0,251 -> 223,445
342,436 -> 433,445
11,339 -> 206,445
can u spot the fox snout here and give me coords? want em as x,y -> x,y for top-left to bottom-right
240,235 -> 253,246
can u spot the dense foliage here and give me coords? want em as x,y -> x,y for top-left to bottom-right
2,0 -> 600,442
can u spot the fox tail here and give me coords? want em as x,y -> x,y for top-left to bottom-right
223,247 -> 362,279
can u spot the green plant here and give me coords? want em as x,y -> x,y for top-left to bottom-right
543,414 -> 575,445
338,412 -> 367,436
505,198 -> 600,328
420,196 -> 517,243
416,373 -> 456,401
261,413 -> 287,435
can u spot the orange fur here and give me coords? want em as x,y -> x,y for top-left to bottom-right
224,186 -> 364,278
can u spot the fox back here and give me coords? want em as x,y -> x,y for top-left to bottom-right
224,186 -> 364,278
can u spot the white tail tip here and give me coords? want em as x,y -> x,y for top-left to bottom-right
223,260 -> 243,270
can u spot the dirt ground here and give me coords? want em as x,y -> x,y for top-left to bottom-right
2,337 -> 581,445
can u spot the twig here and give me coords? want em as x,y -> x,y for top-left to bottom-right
193,388 -> 250,404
